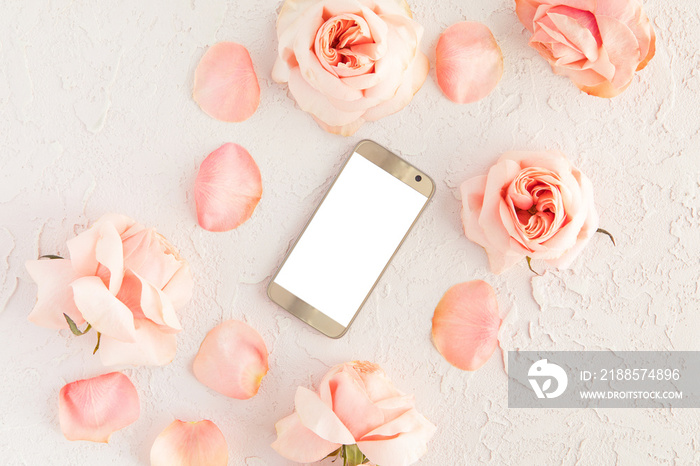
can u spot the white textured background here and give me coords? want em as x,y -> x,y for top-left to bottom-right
1,0 -> 699,465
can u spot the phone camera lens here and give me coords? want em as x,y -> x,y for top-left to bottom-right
415,175 -> 422,182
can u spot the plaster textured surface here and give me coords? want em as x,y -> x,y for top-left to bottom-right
1,1 -> 699,465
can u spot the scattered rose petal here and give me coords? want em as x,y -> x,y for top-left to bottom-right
194,143 -> 262,232
193,320 -> 268,399
58,372 -> 140,442
431,281 -> 502,371
436,22 -> 503,103
193,42 -> 260,122
150,420 -> 228,466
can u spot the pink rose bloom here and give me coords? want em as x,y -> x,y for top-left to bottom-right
272,0 -> 429,136
271,361 -> 436,466
515,0 -> 655,97
461,151 -> 599,274
26,214 -> 193,366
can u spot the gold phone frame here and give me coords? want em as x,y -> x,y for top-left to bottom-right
267,140 -> 435,338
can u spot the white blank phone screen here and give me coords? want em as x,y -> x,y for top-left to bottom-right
274,153 -> 428,327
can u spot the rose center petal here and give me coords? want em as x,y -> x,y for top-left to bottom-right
314,14 -> 376,77
507,168 -> 566,243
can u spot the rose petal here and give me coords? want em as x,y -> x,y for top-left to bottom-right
357,409 -> 437,466
436,22 -> 503,104
66,214 -> 134,277
98,318 -> 177,367
70,276 -> 136,343
431,281 -> 501,371
150,420 -> 228,466
515,0 -> 539,32
194,143 -> 262,232
26,259 -> 85,329
58,372 -> 139,443
121,227 -> 185,290
294,386 -> 355,444
192,320 -> 268,399
193,42 -> 260,123
271,413 -> 341,463
132,271 -> 182,332
161,263 -> 194,311
325,371 -> 384,439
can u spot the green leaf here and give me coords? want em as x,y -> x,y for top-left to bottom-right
596,228 -> 616,246
341,445 -> 369,466
39,254 -> 63,260
526,256 -> 540,276
325,448 -> 341,461
93,332 -> 102,355
63,313 -> 92,336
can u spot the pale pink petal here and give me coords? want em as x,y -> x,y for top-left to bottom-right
161,263 -> 194,311
150,420 -> 228,466
66,214 -> 135,277
373,394 -> 416,424
121,228 -> 185,290
362,50 -> 429,122
58,372 -> 139,443
26,259 -> 84,329
193,42 -> 260,123
94,220 -> 124,295
70,276 -> 136,343
357,409 -> 437,466
312,115 -> 366,137
132,272 -> 181,332
294,386 -> 355,444
287,66 -> 367,127
192,320 -> 268,399
99,318 -> 177,366
545,172 -> 599,268
431,281 -> 501,371
474,159 -> 530,266
271,413 -> 341,463
325,371 -> 384,439
194,143 -> 262,232
436,22 -> 503,104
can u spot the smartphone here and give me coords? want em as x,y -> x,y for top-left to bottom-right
267,140 -> 435,338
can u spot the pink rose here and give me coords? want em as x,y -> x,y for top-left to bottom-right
271,361 -> 436,466
272,0 -> 430,136
515,0 -> 655,97
461,151 -> 599,274
26,214 -> 193,366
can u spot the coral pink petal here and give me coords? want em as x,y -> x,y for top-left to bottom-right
150,420 -> 228,466
193,42 -> 260,122
58,372 -> 139,442
271,413 -> 341,463
194,143 -> 262,232
192,320 -> 268,399
431,280 -> 502,371
436,22 -> 503,104
26,259 -> 85,329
